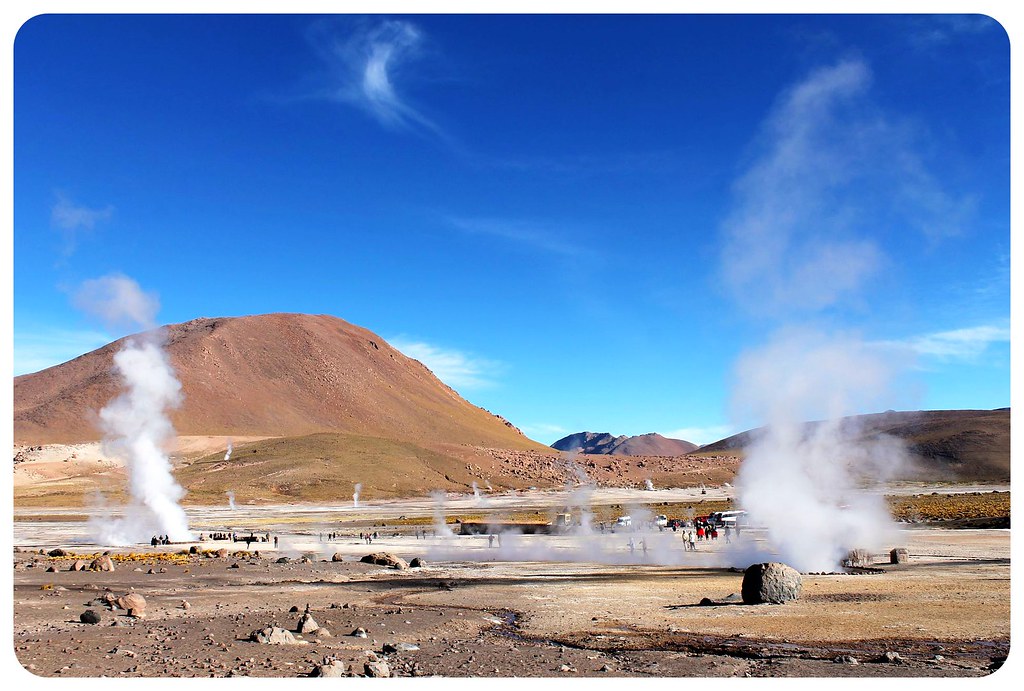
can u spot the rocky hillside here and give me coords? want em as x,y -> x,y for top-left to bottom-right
552,431 -> 698,456
697,408 -> 1010,481
13,313 -> 542,451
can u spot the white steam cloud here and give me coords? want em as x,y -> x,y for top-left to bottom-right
731,330 -> 908,571
78,274 -> 193,545
718,60 -> 940,572
353,482 -> 362,509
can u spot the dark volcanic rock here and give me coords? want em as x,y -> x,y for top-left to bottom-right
360,552 -> 408,570
741,562 -> 802,604
80,609 -> 101,624
890,548 -> 910,564
409,557 -> 425,568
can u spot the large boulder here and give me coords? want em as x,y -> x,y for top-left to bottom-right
48,548 -> 68,557
890,548 -> 909,564
741,562 -> 802,604
360,552 -> 408,570
331,553 -> 344,562
69,560 -> 88,572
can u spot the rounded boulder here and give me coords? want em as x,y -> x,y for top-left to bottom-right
741,562 -> 802,604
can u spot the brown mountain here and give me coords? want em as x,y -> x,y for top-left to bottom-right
696,408 -> 1010,481
13,313 -> 540,450
552,431 -> 698,456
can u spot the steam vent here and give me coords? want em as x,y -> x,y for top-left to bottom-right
741,562 -> 803,604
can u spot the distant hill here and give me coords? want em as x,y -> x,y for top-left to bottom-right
552,431 -> 698,456
13,313 -> 542,451
697,408 -> 1010,481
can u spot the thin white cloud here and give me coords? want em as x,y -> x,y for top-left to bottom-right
520,423 -> 570,441
449,217 -> 595,260
875,323 -> 1011,363
13,328 -> 113,376
310,18 -> 441,136
389,337 -> 504,390
50,192 -> 114,257
661,425 -> 736,447
720,58 -> 974,316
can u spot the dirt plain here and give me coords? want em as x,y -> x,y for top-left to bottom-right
9,486 -> 1011,680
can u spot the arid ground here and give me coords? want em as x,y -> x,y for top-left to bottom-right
10,485 -> 1010,679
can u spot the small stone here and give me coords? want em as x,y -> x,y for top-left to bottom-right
80,609 -> 101,624
297,613 -> 319,634
351,627 -> 368,638
409,557 -> 425,568
332,553 -> 344,562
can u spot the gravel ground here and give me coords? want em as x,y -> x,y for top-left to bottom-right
11,516 -> 1009,679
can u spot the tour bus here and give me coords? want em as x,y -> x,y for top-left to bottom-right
709,510 -> 747,527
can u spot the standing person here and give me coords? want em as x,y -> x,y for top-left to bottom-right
711,528 -> 718,541
627,537 -> 635,554
488,534 -> 495,548
274,536 -> 279,548
696,526 -> 705,541
724,524 -> 731,544
689,530 -> 697,551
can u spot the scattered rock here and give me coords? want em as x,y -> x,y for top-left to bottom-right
879,651 -> 905,665
558,664 -> 574,672
311,659 -> 348,677
289,605 -> 299,613
409,557 -> 425,568
364,660 -> 391,678
741,562 -> 802,604
80,610 -> 101,625
47,549 -> 68,557
249,627 -> 303,645
45,566 -> 57,573
115,593 -> 147,617
276,557 -> 290,564
229,563 -> 240,569
297,612 -> 319,634
215,549 -> 229,558
890,548 -> 910,564
351,627 -> 368,638
698,597 -> 715,606
844,548 -> 873,568
189,546 -> 199,554
89,556 -> 115,572
834,655 -> 859,665
181,600 -> 191,610
69,560 -> 88,572
360,552 -> 408,570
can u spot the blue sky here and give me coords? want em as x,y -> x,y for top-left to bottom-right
11,14 -> 1011,445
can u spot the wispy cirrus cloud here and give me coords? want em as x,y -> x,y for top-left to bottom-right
874,323 -> 1010,363
13,327 -> 113,376
448,216 -> 597,260
519,423 -> 570,443
389,337 -> 504,390
51,192 -> 114,257
308,18 -> 442,136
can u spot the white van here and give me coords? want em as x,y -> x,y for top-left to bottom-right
615,515 -> 632,527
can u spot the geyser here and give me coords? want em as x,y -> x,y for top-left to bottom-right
76,274 -> 193,545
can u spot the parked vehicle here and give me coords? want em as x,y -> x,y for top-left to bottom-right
654,514 -> 668,527
615,515 -> 632,527
709,510 -> 747,527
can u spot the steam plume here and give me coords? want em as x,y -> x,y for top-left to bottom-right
353,483 -> 362,508
78,274 -> 193,544
226,491 -> 236,510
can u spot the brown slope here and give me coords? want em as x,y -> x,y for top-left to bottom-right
13,313 -> 543,451
612,433 -> 698,456
696,409 -> 1010,482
